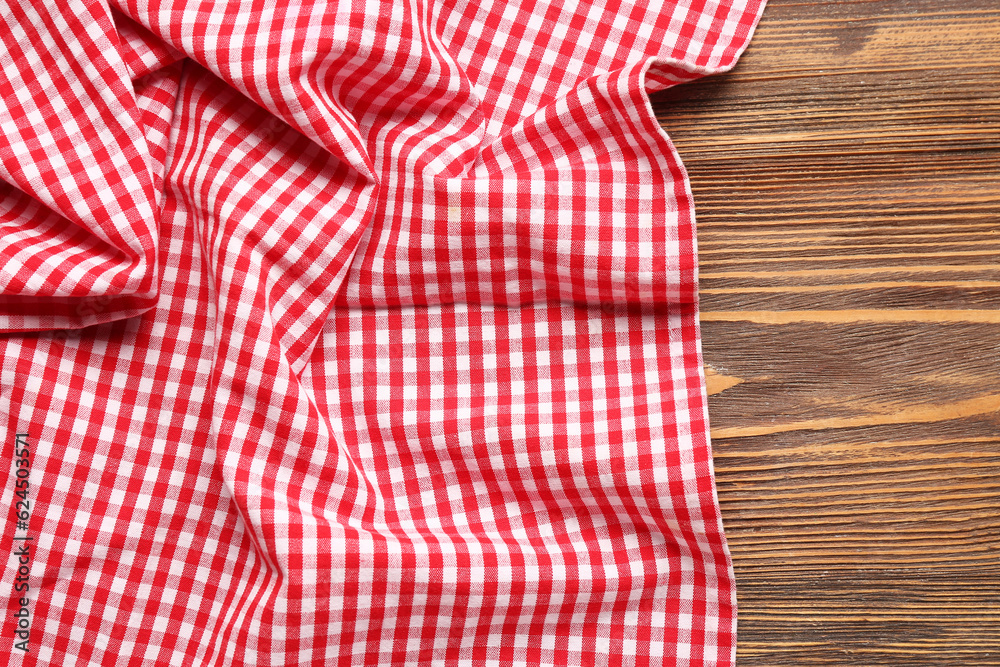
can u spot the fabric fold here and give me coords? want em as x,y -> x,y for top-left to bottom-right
0,0 -> 161,332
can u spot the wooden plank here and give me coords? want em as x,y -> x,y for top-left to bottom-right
652,0 -> 1000,663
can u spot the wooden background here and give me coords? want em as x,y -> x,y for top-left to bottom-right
652,0 -> 1000,664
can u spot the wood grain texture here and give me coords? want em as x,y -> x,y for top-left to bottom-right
652,0 -> 1000,664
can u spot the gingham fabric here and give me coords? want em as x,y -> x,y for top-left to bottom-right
0,0 -> 765,664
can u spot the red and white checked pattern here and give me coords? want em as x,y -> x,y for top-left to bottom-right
0,0 -> 765,664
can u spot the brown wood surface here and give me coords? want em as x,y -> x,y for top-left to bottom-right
652,0 -> 1000,664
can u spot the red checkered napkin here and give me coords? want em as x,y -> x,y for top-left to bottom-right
1,0 -> 765,664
